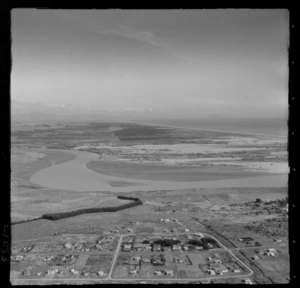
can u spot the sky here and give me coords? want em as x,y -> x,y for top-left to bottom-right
11,9 -> 289,120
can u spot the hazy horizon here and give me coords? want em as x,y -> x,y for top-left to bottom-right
11,9 -> 289,121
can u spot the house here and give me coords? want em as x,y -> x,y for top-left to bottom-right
65,242 -> 72,249
133,256 -> 141,261
97,271 -> 105,276
134,243 -> 145,251
11,255 -> 24,262
251,255 -> 259,260
172,245 -> 181,251
122,244 -> 132,252
95,244 -> 103,250
152,256 -> 165,266
233,269 -> 241,273
36,272 -> 42,276
47,270 -> 55,275
153,244 -> 162,252
194,233 -> 204,238
207,269 -> 216,275
207,243 -> 214,249
129,270 -> 137,275
207,257 -> 213,262
142,257 -> 151,263
214,259 -> 222,264
154,270 -> 162,275
268,248 -> 277,253
71,268 -> 78,275
165,270 -> 173,276
243,278 -> 253,284
184,229 -> 190,232
213,264 -> 228,274
144,245 -> 152,250
182,245 -> 189,251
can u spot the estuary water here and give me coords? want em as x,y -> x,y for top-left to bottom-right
30,149 -> 288,193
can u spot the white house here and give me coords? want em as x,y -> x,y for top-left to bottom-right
207,269 -> 216,275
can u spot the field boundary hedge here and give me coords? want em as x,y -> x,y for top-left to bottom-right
41,196 -> 143,221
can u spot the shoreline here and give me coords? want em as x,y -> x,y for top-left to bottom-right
136,120 -> 287,139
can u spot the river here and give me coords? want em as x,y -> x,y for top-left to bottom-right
30,149 -> 288,192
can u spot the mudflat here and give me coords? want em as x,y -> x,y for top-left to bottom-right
30,149 -> 288,192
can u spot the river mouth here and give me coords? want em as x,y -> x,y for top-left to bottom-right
30,149 -> 288,192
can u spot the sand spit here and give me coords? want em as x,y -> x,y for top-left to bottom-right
30,149 -> 288,192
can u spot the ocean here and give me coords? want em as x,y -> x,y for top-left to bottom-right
140,118 -> 288,137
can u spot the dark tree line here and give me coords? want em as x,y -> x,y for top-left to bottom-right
42,199 -> 143,221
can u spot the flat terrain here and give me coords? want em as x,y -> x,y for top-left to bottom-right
10,122 -> 289,284
87,160 -> 267,182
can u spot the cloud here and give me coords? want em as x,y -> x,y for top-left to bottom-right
94,25 -> 197,65
55,11 -> 197,65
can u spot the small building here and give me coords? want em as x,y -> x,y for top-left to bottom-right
214,259 -> 222,264
207,269 -> 216,275
207,257 -> 213,261
97,271 -> 105,276
47,270 -> 55,275
71,268 -> 78,275
134,243 -> 145,251
95,244 -> 103,250
233,269 -> 241,273
133,256 -> 141,261
243,278 -> 253,284
11,255 -> 24,262
165,270 -> 173,276
154,270 -> 162,275
172,245 -> 181,251
142,257 -> 151,263
122,244 -> 132,252
194,233 -> 204,238
184,229 -> 190,232
65,242 -> 72,249
129,270 -> 137,275
153,244 -> 162,252
251,255 -> 259,260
